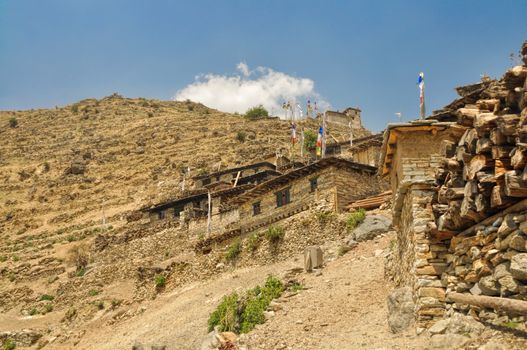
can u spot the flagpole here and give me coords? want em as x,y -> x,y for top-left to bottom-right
322,111 -> 327,158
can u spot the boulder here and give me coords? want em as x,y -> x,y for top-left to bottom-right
351,215 -> 392,242
510,253 -> 527,281
429,334 -> 470,350
304,246 -> 323,272
387,287 -> 414,333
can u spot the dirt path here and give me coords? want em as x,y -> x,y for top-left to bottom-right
57,233 -> 427,350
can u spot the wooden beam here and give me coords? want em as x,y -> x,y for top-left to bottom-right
448,292 -> 527,316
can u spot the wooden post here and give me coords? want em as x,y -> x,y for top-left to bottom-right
233,171 -> 241,188
207,191 -> 212,237
448,292 -> 527,316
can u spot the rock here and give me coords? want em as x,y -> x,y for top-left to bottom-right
510,253 -> 527,281
429,334 -> 470,349
346,239 -> 358,248
220,332 -> 237,343
478,339 -> 507,350
470,283 -> 482,295
151,345 -> 166,350
428,319 -> 449,335
200,330 -> 219,350
216,263 -> 225,269
132,342 -> 144,350
304,246 -> 323,272
351,215 -> 392,242
387,287 -> 415,333
478,276 -> 500,296
509,232 -> 527,252
263,310 -> 275,319
0,330 -> 42,347
66,157 -> 87,175
447,313 -> 484,335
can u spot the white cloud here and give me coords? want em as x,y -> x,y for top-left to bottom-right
173,63 -> 329,117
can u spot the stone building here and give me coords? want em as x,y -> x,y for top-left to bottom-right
310,133 -> 383,167
380,120 -> 463,329
323,107 -> 363,129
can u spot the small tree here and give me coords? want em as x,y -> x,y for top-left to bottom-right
303,129 -> 317,151
8,117 -> 18,128
244,105 -> 269,120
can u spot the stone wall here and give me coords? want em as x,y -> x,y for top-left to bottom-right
392,183 -> 449,330
444,206 -> 527,324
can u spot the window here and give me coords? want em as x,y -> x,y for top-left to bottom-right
310,177 -> 318,192
275,188 -> 291,207
252,201 -> 261,216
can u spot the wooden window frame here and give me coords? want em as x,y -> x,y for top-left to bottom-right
252,201 -> 261,216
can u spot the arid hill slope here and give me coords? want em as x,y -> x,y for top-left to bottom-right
0,95 -> 367,241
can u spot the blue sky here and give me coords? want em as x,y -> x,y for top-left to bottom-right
1,0 -> 526,131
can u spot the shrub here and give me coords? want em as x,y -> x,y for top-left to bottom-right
207,292 -> 239,332
289,282 -> 304,292
346,208 -> 366,232
40,294 -> 54,301
265,225 -> 284,244
3,339 -> 16,350
316,211 -> 334,225
44,304 -> 53,313
225,239 -> 242,262
244,105 -> 268,120
29,308 -> 38,316
111,299 -> 122,309
68,245 -> 89,273
71,104 -> 79,113
338,245 -> 352,256
236,131 -> 247,143
155,274 -> 166,289
0,255 -> 7,262
246,233 -> 260,253
303,129 -> 317,151
65,307 -> 77,321
8,117 -> 18,128
208,275 -> 284,335
88,289 -> 99,296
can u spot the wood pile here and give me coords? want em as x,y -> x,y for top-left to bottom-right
432,59 -> 527,233
348,190 -> 392,210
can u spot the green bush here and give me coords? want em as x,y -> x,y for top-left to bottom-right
88,289 -> 99,296
246,233 -> 260,253
265,225 -> 284,244
208,275 -> 284,335
303,129 -> 317,151
316,211 -> 334,225
244,105 -> 269,120
8,117 -> 18,128
155,274 -> 166,289
236,131 -> 247,143
29,308 -> 38,316
71,104 -> 79,113
40,294 -> 54,301
44,304 -> 53,313
225,239 -> 242,262
207,292 -> 240,332
346,208 -> 366,232
3,339 -> 16,350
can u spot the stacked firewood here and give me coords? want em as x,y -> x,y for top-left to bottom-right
433,59 -> 527,232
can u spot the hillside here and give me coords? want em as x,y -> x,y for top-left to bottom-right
0,95 -> 371,349
0,95 -> 368,238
